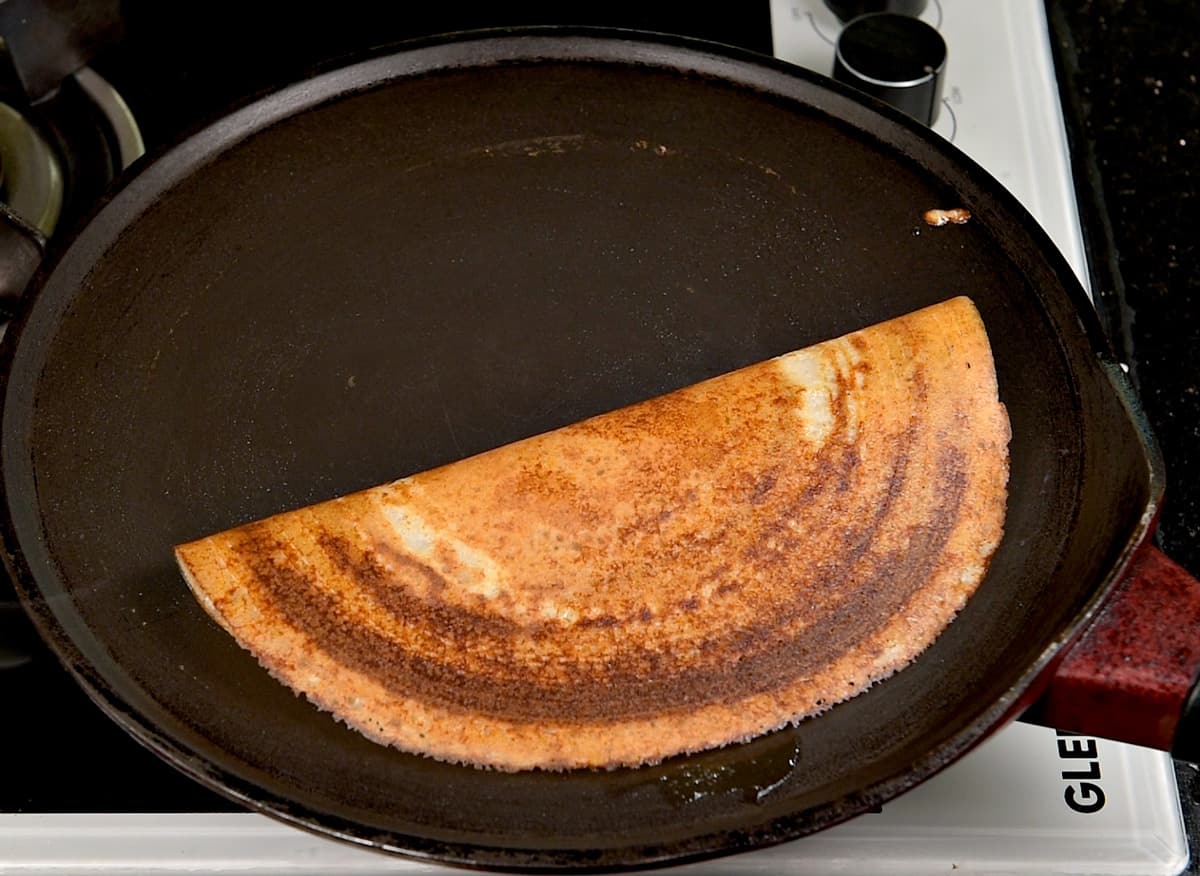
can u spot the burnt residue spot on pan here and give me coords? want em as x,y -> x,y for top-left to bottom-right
923,207 -> 972,226
734,156 -> 800,197
630,139 -> 678,157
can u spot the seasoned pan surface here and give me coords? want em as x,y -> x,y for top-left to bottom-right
0,32 -> 1156,869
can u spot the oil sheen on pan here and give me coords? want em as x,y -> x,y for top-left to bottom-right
175,296 -> 1011,771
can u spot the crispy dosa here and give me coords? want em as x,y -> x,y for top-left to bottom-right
175,296 -> 1010,771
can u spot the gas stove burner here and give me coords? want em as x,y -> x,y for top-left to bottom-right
0,67 -> 142,240
73,67 -> 145,183
0,101 -> 62,237
0,66 -> 143,308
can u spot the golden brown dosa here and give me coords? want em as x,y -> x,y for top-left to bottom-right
175,296 -> 1010,771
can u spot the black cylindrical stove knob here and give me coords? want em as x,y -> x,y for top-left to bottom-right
832,12 -> 947,127
823,0 -> 929,23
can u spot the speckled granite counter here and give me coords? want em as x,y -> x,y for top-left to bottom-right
1048,2 -> 1199,575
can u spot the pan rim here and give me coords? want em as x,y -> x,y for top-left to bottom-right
0,26 -> 1164,871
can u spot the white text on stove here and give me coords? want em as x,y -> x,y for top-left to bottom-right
1056,730 -> 1105,813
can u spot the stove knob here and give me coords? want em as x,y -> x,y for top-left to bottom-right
823,0 -> 929,23
832,12 -> 947,127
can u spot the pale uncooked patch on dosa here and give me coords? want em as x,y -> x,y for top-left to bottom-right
176,296 -> 1010,771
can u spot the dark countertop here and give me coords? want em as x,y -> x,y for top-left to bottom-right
1048,1 -> 1199,577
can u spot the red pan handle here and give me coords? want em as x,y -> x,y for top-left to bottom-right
1024,543 -> 1200,761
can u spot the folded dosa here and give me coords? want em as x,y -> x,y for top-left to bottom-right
176,296 -> 1010,771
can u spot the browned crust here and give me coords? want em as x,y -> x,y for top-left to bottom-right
176,296 -> 1010,771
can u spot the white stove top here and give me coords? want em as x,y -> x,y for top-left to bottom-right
0,2 -> 1187,873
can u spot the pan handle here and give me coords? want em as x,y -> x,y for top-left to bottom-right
1022,543 -> 1200,762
